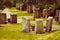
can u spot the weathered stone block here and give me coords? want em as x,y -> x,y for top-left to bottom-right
35,19 -> 44,33
10,14 -> 17,24
27,5 -> 33,13
0,13 -> 7,24
43,9 -> 51,18
33,8 -> 42,20
46,17 -> 53,32
22,17 -> 30,33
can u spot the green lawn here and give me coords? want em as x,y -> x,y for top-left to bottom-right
9,7 -> 33,16
0,8 -> 60,40
0,24 -> 60,40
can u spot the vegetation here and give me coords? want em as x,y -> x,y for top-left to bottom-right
0,7 -> 59,40
0,0 -> 60,40
0,0 -> 60,9
0,21 -> 60,40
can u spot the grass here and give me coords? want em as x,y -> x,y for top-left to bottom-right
9,7 -> 33,16
0,24 -> 60,40
0,7 -> 60,40
10,10 -> 33,16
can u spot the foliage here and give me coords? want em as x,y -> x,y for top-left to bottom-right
0,0 -> 60,10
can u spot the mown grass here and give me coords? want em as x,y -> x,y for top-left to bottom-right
0,24 -> 60,40
9,7 -> 33,16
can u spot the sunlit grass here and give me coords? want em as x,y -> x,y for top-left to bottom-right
9,7 -> 33,16
0,23 -> 60,40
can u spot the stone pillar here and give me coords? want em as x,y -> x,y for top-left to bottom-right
59,12 -> 60,23
35,19 -> 44,33
55,16 -> 59,22
10,14 -> 17,24
43,9 -> 51,18
32,5 -> 36,13
22,17 -> 30,33
20,4 -> 22,10
33,8 -> 41,20
21,3 -> 27,11
27,5 -> 33,13
0,13 -> 7,24
56,10 -> 60,17
16,3 -> 20,10
46,17 -> 53,32
55,10 -> 60,22
8,18 -> 10,23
